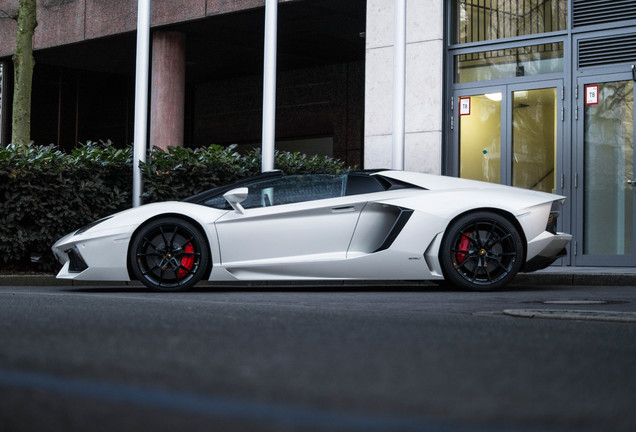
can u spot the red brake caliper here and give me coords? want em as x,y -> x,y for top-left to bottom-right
456,232 -> 471,264
178,243 -> 195,279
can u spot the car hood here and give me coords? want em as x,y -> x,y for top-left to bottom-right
61,201 -> 226,240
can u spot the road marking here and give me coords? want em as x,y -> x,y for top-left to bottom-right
0,367 -> 503,432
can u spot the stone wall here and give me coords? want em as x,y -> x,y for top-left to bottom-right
364,0 -> 444,173
0,0 -> 297,58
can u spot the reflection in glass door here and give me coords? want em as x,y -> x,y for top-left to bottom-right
512,88 -> 558,193
582,79 -> 634,259
456,84 -> 559,194
459,92 -> 502,183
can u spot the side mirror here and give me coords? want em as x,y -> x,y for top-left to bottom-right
223,187 -> 248,214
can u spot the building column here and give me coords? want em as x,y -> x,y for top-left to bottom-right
150,31 -> 186,150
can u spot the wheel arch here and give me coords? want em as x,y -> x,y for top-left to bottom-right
126,213 -> 213,281
441,207 -> 528,264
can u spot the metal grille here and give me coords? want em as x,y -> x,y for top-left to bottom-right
573,0 -> 636,28
578,34 -> 636,68
455,0 -> 567,44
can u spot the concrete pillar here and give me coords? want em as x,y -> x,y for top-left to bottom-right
150,31 -> 186,150
261,0 -> 278,172
133,0 -> 151,208
392,0 -> 406,170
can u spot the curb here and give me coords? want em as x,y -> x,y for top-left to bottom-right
513,272 -> 636,287
503,309 -> 636,323
1,272 -> 636,287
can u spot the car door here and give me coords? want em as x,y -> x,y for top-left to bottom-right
214,174 -> 365,268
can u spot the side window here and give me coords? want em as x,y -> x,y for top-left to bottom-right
203,175 -> 346,210
243,175 -> 346,209
204,196 -> 232,210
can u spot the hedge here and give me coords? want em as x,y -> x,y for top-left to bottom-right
0,142 -> 350,272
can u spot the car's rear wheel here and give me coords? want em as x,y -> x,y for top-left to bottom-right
439,211 -> 523,291
130,217 -> 209,291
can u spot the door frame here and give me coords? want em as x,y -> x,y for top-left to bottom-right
451,84 -> 508,183
506,80 -> 565,193
573,71 -> 636,266
452,80 -> 565,184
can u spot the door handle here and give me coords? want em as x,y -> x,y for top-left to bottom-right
628,179 -> 635,187
331,206 -> 355,213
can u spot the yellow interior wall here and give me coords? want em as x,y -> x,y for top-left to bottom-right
459,88 -> 557,192
459,94 -> 501,183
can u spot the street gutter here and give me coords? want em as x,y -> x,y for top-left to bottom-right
1,268 -> 636,287
503,309 -> 636,323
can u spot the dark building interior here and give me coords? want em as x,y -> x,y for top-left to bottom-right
1,0 -> 366,166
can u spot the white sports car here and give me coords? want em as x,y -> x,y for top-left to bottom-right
52,170 -> 571,291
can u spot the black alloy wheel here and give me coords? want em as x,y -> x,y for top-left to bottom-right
130,217 -> 209,291
440,211 -> 523,291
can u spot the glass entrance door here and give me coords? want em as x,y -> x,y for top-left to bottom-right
456,87 -> 505,184
511,86 -> 559,193
575,74 -> 635,265
454,81 -> 562,195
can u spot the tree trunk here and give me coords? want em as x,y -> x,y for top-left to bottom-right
11,0 -> 37,148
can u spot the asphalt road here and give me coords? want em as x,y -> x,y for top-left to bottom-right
0,283 -> 635,432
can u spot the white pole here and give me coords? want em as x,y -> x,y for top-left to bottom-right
261,0 -> 278,173
133,0 -> 152,207
392,0 -> 406,171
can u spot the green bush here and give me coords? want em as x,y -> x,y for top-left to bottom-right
0,142 -> 132,272
140,144 -> 257,202
0,142 -> 351,273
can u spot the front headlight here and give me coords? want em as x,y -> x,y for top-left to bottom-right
546,199 -> 564,234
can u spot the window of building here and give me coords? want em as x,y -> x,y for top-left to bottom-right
583,80 -> 634,255
453,0 -> 568,45
455,42 -> 564,83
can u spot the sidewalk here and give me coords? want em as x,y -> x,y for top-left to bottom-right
1,267 -> 635,287
514,266 -> 636,287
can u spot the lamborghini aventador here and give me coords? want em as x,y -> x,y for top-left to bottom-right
52,170 -> 571,291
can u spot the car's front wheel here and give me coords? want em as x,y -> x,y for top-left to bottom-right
129,217 -> 209,291
439,211 -> 523,291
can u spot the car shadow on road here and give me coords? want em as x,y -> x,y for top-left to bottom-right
63,280 -> 557,294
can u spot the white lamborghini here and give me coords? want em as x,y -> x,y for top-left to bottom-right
52,170 -> 571,291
